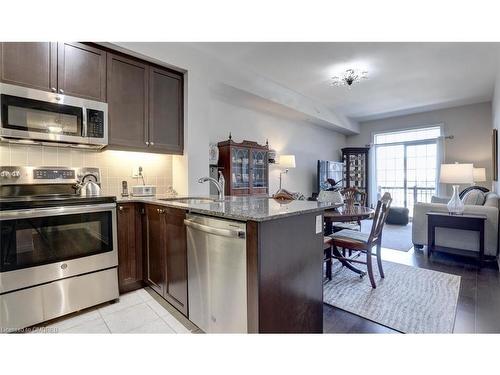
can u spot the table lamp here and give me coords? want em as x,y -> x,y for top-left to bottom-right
275,154 -> 296,195
473,168 -> 486,184
439,163 -> 474,215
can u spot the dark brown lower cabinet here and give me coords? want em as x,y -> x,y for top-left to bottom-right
145,204 -> 166,296
246,212 -> 324,333
145,204 -> 188,316
117,203 -> 143,293
163,208 -> 188,315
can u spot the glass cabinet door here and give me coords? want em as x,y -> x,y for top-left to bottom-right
231,148 -> 250,189
346,153 -> 366,190
251,150 -> 268,188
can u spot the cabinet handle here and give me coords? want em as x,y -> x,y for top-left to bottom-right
119,206 -> 124,211
150,142 -> 155,146
59,89 -> 64,94
145,141 -> 150,146
51,87 -> 57,93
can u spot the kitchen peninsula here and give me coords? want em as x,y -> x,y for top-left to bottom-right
116,195 -> 332,333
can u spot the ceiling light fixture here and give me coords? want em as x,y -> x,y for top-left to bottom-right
331,69 -> 368,88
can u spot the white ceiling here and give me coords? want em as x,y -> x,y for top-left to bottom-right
194,42 -> 500,122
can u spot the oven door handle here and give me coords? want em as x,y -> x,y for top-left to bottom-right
0,203 -> 116,220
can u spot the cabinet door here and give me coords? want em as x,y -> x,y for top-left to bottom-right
0,42 -> 57,91
145,205 -> 165,295
148,67 -> 184,154
231,147 -> 250,194
107,53 -> 149,149
57,42 -> 106,101
250,149 -> 268,194
164,208 -> 188,316
117,203 -> 143,294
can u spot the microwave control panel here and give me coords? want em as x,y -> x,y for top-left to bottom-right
86,109 -> 105,138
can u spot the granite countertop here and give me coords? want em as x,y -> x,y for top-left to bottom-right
116,195 -> 334,222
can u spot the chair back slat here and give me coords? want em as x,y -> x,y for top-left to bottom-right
367,193 -> 392,243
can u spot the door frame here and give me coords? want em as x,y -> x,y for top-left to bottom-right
375,138 -> 438,209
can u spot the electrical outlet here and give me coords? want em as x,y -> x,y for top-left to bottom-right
132,166 -> 141,178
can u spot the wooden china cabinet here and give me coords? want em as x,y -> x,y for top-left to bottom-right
342,147 -> 370,206
217,138 -> 269,196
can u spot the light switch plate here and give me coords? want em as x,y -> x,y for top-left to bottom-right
315,215 -> 322,234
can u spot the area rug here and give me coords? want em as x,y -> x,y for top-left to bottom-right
360,220 -> 413,252
323,259 -> 461,333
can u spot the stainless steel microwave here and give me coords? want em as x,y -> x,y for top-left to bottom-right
0,83 -> 108,148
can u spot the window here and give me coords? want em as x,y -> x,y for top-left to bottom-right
374,126 -> 441,216
374,126 -> 442,145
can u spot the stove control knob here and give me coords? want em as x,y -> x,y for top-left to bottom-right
0,170 -> 11,178
11,170 -> 20,178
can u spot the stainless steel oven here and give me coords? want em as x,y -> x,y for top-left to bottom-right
0,166 -> 118,330
0,203 -> 117,294
0,83 -> 107,148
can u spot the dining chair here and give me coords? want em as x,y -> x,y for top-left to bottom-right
324,192 -> 392,288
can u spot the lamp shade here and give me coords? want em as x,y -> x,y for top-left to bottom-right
473,167 -> 486,182
278,155 -> 296,168
439,163 -> 474,184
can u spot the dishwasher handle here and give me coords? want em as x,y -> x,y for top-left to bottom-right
184,219 -> 246,239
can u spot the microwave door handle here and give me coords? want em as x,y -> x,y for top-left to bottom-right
82,107 -> 87,137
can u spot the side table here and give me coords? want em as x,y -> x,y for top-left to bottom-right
426,211 -> 487,266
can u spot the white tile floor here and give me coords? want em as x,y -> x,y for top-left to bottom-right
36,288 -> 192,334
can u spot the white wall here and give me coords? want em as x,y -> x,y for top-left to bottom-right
113,42 -> 347,197
209,95 -> 345,196
347,102 -> 493,191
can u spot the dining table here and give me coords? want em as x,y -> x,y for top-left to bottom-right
323,205 -> 375,279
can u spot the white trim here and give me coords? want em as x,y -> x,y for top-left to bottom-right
371,123 -> 443,146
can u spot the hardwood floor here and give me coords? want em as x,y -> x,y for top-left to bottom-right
323,246 -> 500,333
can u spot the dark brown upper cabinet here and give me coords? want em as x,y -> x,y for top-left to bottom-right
107,54 -> 184,154
0,42 -> 57,91
107,53 -> 149,150
0,42 -> 106,102
149,67 -> 184,154
57,42 -> 106,101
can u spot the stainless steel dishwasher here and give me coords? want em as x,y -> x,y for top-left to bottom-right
185,214 -> 247,333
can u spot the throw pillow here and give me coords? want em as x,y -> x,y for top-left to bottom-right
462,189 -> 486,205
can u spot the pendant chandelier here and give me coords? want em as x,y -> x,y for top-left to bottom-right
331,69 -> 368,88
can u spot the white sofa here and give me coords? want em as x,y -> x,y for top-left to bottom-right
412,192 -> 499,257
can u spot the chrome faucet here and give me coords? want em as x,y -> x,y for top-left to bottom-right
198,171 -> 225,201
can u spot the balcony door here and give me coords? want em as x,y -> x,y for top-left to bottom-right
374,126 -> 441,216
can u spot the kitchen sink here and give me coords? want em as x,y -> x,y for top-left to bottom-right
160,197 -> 218,204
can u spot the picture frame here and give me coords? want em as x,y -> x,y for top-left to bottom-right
493,129 -> 498,181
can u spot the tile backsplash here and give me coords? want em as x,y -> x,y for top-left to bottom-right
0,143 -> 173,196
